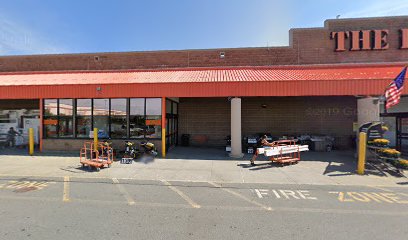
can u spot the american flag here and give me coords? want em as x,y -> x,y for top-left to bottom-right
385,67 -> 407,110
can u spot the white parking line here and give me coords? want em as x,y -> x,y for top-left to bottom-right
63,176 -> 70,202
112,178 -> 135,206
161,180 -> 201,209
208,182 -> 273,211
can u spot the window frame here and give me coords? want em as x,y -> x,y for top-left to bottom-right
110,98 -> 128,139
75,99 -> 93,139
43,98 -> 163,140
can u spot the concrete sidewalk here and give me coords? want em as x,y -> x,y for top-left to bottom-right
0,147 -> 406,187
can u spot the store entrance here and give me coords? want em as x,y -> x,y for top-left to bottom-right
166,99 -> 178,151
397,117 -> 408,156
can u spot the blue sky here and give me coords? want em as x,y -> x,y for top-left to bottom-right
0,0 -> 408,55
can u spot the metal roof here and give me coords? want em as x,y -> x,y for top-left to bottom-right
0,64 -> 406,99
0,64 -> 404,86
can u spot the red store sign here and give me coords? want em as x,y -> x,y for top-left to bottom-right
330,29 -> 408,51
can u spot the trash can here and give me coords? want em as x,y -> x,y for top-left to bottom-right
181,134 -> 190,146
312,140 -> 326,152
311,136 -> 334,152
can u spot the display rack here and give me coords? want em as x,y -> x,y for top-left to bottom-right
367,145 -> 404,176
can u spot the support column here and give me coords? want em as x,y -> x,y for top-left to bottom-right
356,97 -> 380,158
230,97 -> 244,158
357,97 -> 380,127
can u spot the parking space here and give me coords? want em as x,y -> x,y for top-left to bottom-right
69,177 -> 127,203
167,181 -> 256,209
117,179 -> 191,206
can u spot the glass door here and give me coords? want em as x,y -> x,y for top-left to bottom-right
397,117 -> 408,155
165,99 -> 178,152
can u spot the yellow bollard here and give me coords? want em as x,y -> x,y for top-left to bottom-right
93,128 -> 98,149
357,132 -> 367,175
162,128 -> 166,157
29,128 -> 34,156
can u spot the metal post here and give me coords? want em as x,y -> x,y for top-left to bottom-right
94,128 -> 98,148
357,132 -> 367,175
29,128 -> 34,156
39,98 -> 43,152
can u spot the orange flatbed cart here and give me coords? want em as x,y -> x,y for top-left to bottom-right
80,141 -> 113,171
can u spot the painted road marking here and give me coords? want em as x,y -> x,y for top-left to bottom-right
63,176 -> 70,202
1,194 -> 407,216
112,178 -> 135,206
209,182 -> 273,211
254,189 -> 317,200
329,191 -> 408,204
0,180 -> 54,192
161,180 -> 201,209
368,185 -> 394,192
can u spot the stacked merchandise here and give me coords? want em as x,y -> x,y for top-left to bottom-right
225,135 -> 231,152
297,135 -> 335,152
243,134 -> 273,154
258,144 -> 309,156
243,136 -> 258,154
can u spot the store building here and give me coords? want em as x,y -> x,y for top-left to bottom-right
0,16 -> 407,156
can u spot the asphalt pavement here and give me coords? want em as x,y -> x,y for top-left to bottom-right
0,175 -> 407,240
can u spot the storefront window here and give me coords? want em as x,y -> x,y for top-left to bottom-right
44,99 -> 58,116
110,99 -> 127,138
59,99 -> 73,116
166,99 -> 172,114
57,99 -> 74,137
146,98 -> 161,138
44,116 -> 58,138
76,99 -> 92,138
59,117 -> 73,137
77,99 -> 92,116
173,102 -> 178,114
130,98 -> 145,138
93,99 -> 110,138
42,98 -> 163,140
381,117 -> 397,147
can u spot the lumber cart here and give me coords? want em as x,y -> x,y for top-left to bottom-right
257,139 -> 309,165
80,141 -> 113,171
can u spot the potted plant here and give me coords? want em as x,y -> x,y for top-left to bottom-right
372,138 -> 390,147
379,148 -> 401,159
397,159 -> 408,169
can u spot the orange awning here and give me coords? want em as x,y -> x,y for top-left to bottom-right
0,64 -> 406,99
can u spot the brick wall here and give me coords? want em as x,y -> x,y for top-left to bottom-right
291,17 -> 408,65
179,97 -> 357,149
242,97 -> 357,149
0,16 -> 407,72
178,98 -> 231,147
43,139 -> 162,154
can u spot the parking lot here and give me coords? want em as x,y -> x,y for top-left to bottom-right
1,175 -> 408,239
1,176 -> 407,213
0,147 -> 407,239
